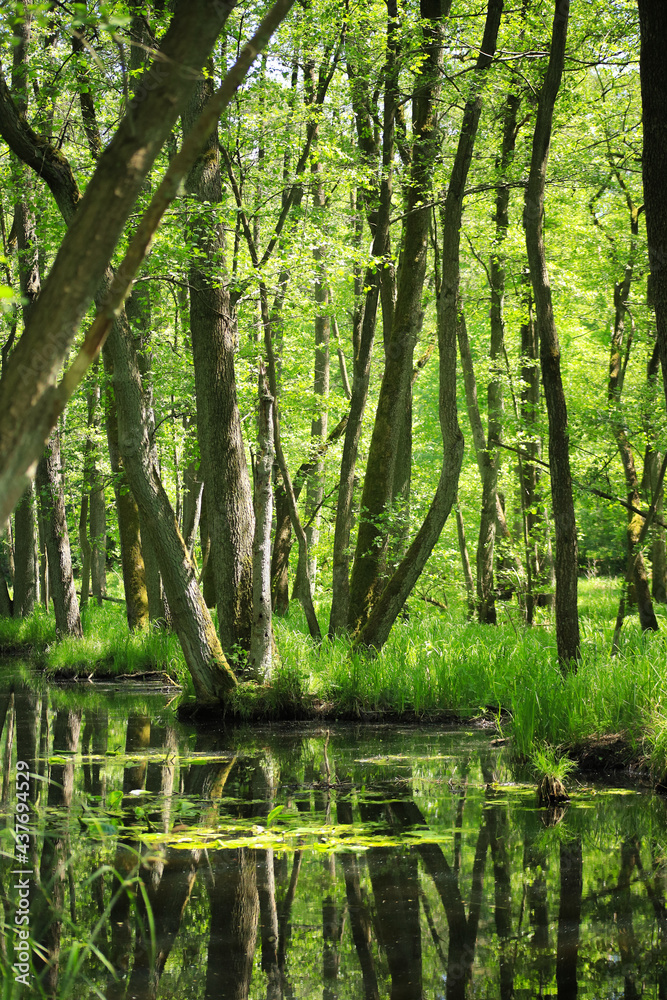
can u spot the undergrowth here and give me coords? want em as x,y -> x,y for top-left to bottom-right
4,578 -> 667,776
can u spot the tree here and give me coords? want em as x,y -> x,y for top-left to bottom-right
524,0 -> 580,666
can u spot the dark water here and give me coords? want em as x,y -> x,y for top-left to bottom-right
1,676 -> 666,999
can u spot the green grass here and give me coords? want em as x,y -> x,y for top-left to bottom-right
0,601 -> 187,684
5,577 -> 667,778
272,582 -> 667,775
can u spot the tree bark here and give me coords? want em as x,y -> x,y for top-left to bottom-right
328,6 -> 397,636
35,428 -> 83,638
0,0 -> 237,520
104,309 -> 237,704
475,87 -> 521,624
13,483 -> 38,616
299,60 -> 331,597
270,475 -> 292,616
607,205 -> 658,633
184,74 -> 255,662
524,0 -> 580,666
104,353 -> 149,630
348,0 -> 447,634
90,453 -> 106,607
355,0 -> 504,652
639,0 -> 667,422
250,369 -> 274,682
455,499 -> 476,620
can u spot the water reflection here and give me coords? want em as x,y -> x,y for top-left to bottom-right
0,677 -> 666,999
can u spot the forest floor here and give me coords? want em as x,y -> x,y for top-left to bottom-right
2,576 -> 667,787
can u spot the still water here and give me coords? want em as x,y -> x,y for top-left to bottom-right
0,676 -> 666,999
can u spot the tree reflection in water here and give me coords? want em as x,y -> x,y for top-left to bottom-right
2,685 -> 667,999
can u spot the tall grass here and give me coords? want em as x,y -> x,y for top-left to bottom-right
5,578 -> 667,773
0,602 -> 187,684
273,583 -> 667,769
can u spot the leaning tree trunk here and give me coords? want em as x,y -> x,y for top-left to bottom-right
184,74 -> 255,663
35,429 -> 82,638
104,311 -> 237,705
524,0 -> 580,667
0,0 -> 238,522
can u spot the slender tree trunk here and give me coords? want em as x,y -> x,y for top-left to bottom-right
300,62 -> 330,596
78,442 -> 92,607
608,217 -> 658,633
270,475 -> 292,616
524,0 -> 580,666
355,0 -> 504,652
328,9 -> 397,637
90,458 -> 106,606
249,369 -> 274,682
348,0 -> 447,634
639,0 -> 667,423
181,449 -> 203,558
13,483 -> 38,616
184,75 -> 255,662
36,429 -> 82,638
455,500 -> 476,620
199,490 -> 216,610
650,448 -> 667,603
474,88 -> 521,624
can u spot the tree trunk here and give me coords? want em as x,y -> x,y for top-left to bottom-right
13,483 -> 38,616
474,88 -> 521,624
104,310 -> 237,704
184,74 -> 255,662
181,449 -> 203,558
455,500 -> 476,620
270,474 -> 292,616
199,490 -> 216,610
300,61 -> 330,597
607,208 -> 658,633
328,8 -> 397,637
0,0 -> 236,521
35,428 -> 83,638
650,448 -> 667,603
104,352 -> 149,631
639,0 -> 667,423
524,0 -> 580,667
348,0 -> 446,634
355,0 -> 504,652
90,459 -> 106,606
78,448 -> 92,607
249,369 -> 274,682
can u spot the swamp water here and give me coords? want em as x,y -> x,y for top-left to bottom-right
0,678 -> 666,999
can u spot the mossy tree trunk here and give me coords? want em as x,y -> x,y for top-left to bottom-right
106,308 -> 237,704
